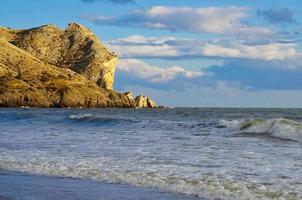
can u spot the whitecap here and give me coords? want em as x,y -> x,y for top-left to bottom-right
69,114 -> 93,120
220,118 -> 302,142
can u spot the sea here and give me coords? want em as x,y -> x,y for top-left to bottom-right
0,108 -> 301,200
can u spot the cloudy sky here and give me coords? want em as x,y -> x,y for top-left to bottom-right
2,0 -> 302,107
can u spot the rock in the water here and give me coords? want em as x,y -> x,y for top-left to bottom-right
0,23 -> 158,108
134,95 -> 157,108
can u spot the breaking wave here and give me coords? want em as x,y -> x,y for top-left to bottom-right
220,118 -> 302,142
68,114 -> 137,125
0,156 -> 295,200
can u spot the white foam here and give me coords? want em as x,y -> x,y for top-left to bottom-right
219,119 -> 242,129
220,118 -> 302,142
0,156 -> 295,200
69,114 -> 93,120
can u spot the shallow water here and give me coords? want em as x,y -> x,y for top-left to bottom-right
0,169 -> 203,200
0,108 -> 302,199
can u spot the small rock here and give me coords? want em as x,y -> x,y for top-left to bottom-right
135,95 -> 157,108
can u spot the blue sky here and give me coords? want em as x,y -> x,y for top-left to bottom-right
1,0 -> 302,107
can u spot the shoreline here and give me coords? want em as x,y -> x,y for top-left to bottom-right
0,169 -> 206,200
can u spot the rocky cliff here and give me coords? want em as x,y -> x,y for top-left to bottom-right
0,23 -> 157,108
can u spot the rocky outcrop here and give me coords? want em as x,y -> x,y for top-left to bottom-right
123,91 -> 134,101
0,23 -> 158,108
122,92 -> 158,108
134,95 -> 157,108
0,38 -> 133,108
1,23 -> 116,89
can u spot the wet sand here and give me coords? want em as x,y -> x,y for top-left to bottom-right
0,169 -> 206,200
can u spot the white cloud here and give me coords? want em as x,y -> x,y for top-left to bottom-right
201,43 -> 297,60
118,59 -> 204,83
80,6 -> 273,37
114,58 -> 302,106
138,6 -> 250,34
108,35 -> 299,61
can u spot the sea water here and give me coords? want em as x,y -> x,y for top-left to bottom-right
0,108 -> 301,200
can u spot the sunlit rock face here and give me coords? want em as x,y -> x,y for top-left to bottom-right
0,23 -> 157,108
134,95 -> 157,108
1,23 -> 116,89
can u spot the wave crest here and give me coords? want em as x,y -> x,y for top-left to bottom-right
68,114 -> 137,125
69,114 -> 94,120
220,118 -> 302,142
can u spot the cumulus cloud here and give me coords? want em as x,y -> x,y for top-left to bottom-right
113,58 -> 302,104
115,59 -> 205,90
258,7 -> 295,24
115,56 -> 302,92
81,0 -> 134,4
80,6 -> 272,37
107,35 -> 298,61
118,59 -> 203,82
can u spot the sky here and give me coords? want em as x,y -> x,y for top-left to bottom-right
1,0 -> 302,107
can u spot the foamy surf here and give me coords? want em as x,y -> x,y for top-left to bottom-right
0,156 -> 296,200
220,118 -> 302,142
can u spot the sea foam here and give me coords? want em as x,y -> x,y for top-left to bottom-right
68,113 -> 137,125
220,118 -> 302,142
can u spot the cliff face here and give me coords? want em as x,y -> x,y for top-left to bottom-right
1,23 -> 116,89
0,23 -> 157,108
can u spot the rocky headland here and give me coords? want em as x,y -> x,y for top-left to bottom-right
0,23 -> 157,108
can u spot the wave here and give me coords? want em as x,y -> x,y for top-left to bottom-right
0,156 -> 295,200
220,118 -> 302,142
68,114 -> 209,131
68,114 -> 137,125
69,114 -> 95,120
